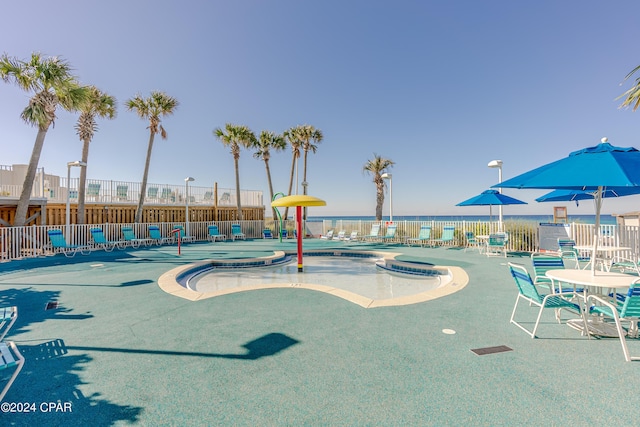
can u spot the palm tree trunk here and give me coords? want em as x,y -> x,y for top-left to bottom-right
135,131 -> 155,223
264,159 -> 278,219
376,183 -> 385,221
234,156 -> 243,221
302,149 -> 309,220
284,153 -> 297,219
77,138 -> 90,225
14,127 -> 49,226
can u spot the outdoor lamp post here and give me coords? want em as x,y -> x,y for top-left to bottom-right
66,161 -> 87,241
185,177 -> 195,235
488,160 -> 503,231
381,173 -> 393,223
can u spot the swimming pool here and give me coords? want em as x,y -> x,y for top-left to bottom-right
158,250 -> 469,308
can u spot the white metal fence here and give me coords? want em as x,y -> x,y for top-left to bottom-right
2,219 -> 635,263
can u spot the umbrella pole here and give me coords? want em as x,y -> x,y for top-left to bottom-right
297,205 -> 303,272
591,186 -> 603,275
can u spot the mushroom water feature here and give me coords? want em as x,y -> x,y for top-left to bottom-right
271,195 -> 326,272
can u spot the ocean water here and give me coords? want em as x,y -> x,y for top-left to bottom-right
307,214 -> 617,225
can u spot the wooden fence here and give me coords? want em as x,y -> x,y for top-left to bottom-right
0,203 -> 264,226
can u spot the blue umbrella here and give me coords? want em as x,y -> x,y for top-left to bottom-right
535,188 -> 640,206
457,190 -> 527,229
494,138 -> 640,272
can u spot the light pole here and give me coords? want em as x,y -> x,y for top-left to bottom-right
488,160 -> 503,231
185,177 -> 195,235
66,161 -> 87,241
381,173 -> 393,223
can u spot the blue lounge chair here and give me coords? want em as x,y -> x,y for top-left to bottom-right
121,226 -> 153,248
116,185 -> 128,201
406,225 -> 432,247
86,182 -> 101,201
90,227 -> 126,251
148,225 -> 171,245
47,229 -> 91,257
557,238 -> 580,268
0,306 -> 17,341
231,224 -> 246,241
508,262 -> 583,339
380,224 -> 397,243
281,229 -> 289,239
430,226 -> 455,247
362,224 -> 381,242
173,225 -> 196,243
0,341 -> 25,401
207,225 -> 226,242
263,229 -> 274,239
587,279 -> 640,361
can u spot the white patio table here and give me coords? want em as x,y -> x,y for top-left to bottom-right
546,269 -> 637,337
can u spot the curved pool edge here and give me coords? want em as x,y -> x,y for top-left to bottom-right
157,251 -> 470,308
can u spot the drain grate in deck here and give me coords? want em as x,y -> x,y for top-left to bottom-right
45,301 -> 59,310
470,345 -> 513,356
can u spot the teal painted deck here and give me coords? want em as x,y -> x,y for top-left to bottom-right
0,238 -> 637,425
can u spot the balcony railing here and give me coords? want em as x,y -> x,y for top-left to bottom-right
0,165 -> 263,207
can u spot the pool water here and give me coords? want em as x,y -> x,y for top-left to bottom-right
187,256 -> 443,300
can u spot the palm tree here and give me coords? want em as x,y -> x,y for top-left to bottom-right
618,64 -> 640,110
0,53 -> 89,226
213,124 -> 256,221
298,125 -> 323,220
74,86 -> 116,224
282,127 -> 303,219
363,154 -> 395,221
126,91 -> 179,223
252,130 -> 286,219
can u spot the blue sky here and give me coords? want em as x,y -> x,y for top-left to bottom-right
2,0 -> 640,217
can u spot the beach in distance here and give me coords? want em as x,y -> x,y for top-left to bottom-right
306,214 -> 618,225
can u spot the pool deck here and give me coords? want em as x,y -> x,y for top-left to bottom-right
0,238 -> 639,425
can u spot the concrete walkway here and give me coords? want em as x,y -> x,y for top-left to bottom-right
0,239 -> 638,426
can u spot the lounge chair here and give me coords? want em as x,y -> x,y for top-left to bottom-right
406,225 -> 431,247
333,230 -> 346,240
0,341 -> 25,401
148,225 -> 172,245
508,262 -> 583,339
47,229 -> 91,257
90,227 -> 126,251
379,224 -> 397,243
86,182 -> 101,201
173,225 -> 196,243
486,232 -> 508,257
147,186 -> 159,202
320,230 -> 334,240
362,224 -> 381,242
587,279 -> 640,361
121,226 -> 153,248
263,229 -> 274,239
281,229 -> 289,239
116,185 -> 128,201
0,306 -> 17,341
207,225 -> 226,242
343,231 -> 359,242
231,224 -> 246,241
430,226 -> 455,247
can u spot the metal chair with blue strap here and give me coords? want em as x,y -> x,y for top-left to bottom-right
47,229 -> 91,257
90,227 -> 126,251
0,341 -> 25,402
406,225 -> 431,247
508,262 -> 583,338
231,224 -> 246,241
207,224 -> 226,242
587,279 -> 640,362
